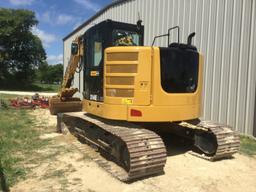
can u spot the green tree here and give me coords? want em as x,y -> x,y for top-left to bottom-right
36,61 -> 49,83
49,63 -> 63,83
0,8 -> 46,87
36,63 -> 63,84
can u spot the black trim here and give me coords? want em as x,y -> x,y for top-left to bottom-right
63,0 -> 134,41
159,47 -> 199,93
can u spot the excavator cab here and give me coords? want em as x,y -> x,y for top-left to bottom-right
82,20 -> 144,103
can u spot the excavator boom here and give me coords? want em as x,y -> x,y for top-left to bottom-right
49,36 -> 84,115
59,36 -> 84,99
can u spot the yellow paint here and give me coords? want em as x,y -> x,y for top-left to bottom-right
82,100 -> 127,120
83,46 -> 203,122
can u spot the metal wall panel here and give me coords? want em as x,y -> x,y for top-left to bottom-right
63,0 -> 256,136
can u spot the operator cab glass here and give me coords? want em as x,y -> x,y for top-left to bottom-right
90,31 -> 103,67
113,29 -> 141,46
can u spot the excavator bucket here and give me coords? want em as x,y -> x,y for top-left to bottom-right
49,97 -> 82,115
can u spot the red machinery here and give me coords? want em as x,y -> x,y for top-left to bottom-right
9,94 -> 49,109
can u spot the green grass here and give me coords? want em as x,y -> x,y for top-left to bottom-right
0,95 -> 50,187
0,82 -> 59,92
240,136 -> 256,156
0,94 -> 24,100
0,94 -> 31,111
32,82 -> 60,92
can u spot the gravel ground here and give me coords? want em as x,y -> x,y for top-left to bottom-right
10,109 -> 256,192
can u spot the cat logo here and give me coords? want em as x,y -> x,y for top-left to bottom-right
90,71 -> 99,76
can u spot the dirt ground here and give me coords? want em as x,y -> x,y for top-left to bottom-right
11,109 -> 256,192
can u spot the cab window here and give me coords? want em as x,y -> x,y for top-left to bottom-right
88,30 -> 103,67
93,41 -> 102,66
112,29 -> 140,46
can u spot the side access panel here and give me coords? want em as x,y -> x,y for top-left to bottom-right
104,47 -> 152,107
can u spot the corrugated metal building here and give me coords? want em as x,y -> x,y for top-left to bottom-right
63,0 -> 256,136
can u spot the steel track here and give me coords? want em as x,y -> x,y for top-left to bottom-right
60,112 -> 167,181
185,120 -> 240,160
59,112 -> 240,181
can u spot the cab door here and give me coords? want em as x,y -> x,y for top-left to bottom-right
84,29 -> 104,102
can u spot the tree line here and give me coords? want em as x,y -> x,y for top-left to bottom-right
0,8 -> 63,88
36,62 -> 63,84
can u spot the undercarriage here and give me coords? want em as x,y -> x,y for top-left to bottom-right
57,112 -> 240,181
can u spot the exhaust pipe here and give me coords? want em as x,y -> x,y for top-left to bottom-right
187,32 -> 196,46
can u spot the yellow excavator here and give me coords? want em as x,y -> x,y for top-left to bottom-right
49,20 -> 240,181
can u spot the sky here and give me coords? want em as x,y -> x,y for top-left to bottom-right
0,0 -> 112,64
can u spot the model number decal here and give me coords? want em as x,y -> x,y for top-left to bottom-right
122,98 -> 133,105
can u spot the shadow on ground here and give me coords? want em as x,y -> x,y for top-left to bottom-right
158,132 -> 194,157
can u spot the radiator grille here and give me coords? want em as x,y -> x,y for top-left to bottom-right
106,89 -> 134,97
106,76 -> 134,85
107,52 -> 138,61
105,52 -> 138,98
106,64 -> 137,73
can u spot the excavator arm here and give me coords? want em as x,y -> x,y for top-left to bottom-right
49,36 -> 84,115
59,36 -> 84,100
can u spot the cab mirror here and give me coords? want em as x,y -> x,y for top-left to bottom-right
71,43 -> 78,55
